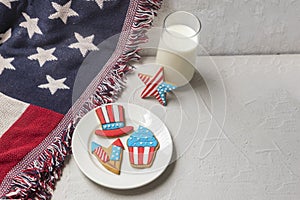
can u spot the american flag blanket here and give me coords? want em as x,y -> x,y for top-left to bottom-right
0,0 -> 161,199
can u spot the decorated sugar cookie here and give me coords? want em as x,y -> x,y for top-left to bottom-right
138,67 -> 177,106
95,104 -> 133,137
91,138 -> 125,175
127,126 -> 160,168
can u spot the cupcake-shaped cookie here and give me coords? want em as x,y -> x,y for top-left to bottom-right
127,126 -> 159,168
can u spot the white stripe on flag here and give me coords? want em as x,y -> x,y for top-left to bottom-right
143,146 -> 150,165
101,106 -> 110,123
133,147 -> 139,165
0,92 -> 29,137
112,104 -> 120,122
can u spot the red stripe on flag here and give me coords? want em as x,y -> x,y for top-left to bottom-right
147,147 -> 155,164
106,105 -> 115,122
138,147 -> 144,165
95,107 -> 106,124
118,105 -> 124,122
0,105 -> 63,183
128,147 -> 134,164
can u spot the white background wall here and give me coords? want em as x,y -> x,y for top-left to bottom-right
153,0 -> 300,55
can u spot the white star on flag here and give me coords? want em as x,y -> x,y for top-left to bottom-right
28,47 -> 58,67
0,28 -> 11,44
0,54 -> 15,75
48,1 -> 79,24
68,32 -> 99,57
0,0 -> 18,9
19,12 -> 42,39
95,0 -> 111,9
38,75 -> 70,95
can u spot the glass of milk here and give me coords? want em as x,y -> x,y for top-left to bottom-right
156,11 -> 201,87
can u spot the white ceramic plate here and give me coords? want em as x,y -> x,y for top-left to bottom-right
72,103 -> 173,189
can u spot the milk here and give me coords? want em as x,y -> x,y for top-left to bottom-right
156,24 -> 198,87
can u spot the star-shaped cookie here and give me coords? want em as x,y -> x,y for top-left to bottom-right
138,67 -> 176,106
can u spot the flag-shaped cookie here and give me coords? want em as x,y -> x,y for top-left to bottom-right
91,139 -> 125,175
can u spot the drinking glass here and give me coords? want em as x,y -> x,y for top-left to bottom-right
156,11 -> 201,87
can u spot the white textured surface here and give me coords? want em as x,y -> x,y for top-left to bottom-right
153,0 -> 300,55
53,55 -> 300,200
